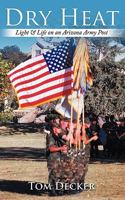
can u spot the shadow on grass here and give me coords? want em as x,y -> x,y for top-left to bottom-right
89,156 -> 125,164
0,147 -> 124,163
0,179 -> 85,196
0,179 -> 48,196
0,147 -> 46,161
0,122 -> 45,135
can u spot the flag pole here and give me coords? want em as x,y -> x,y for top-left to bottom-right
69,91 -> 73,148
82,93 -> 85,149
76,90 -> 81,151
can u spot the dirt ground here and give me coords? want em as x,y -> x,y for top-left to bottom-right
0,126 -> 125,200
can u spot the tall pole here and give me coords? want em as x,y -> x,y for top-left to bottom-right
69,91 -> 73,148
82,94 -> 85,125
82,93 -> 85,149
76,90 -> 81,151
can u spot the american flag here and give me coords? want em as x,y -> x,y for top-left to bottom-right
8,39 -> 75,108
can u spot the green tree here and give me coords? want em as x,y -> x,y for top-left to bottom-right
85,41 -> 125,116
0,45 -> 28,110
0,56 -> 16,108
0,45 -> 27,65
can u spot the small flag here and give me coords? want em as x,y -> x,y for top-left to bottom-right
73,38 -> 93,92
55,91 -> 84,120
55,97 -> 71,119
8,40 -> 75,108
68,91 -> 84,116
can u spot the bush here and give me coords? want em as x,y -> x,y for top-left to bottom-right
0,111 -> 13,123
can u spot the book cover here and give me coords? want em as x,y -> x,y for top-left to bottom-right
0,0 -> 125,200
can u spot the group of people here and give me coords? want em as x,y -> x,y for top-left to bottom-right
100,115 -> 125,159
45,115 -> 125,160
46,116 -> 98,153
45,114 -> 125,195
45,117 -> 94,196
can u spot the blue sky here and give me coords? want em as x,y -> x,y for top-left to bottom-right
0,0 -> 125,52
0,0 -> 124,30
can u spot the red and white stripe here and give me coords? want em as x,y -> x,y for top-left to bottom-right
8,55 -> 73,108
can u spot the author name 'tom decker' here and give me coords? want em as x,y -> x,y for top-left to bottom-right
28,182 -> 96,191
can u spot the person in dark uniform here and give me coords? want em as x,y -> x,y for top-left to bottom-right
103,115 -> 118,158
102,116 -> 111,157
109,115 -> 118,158
117,119 -> 125,159
89,118 -> 100,158
46,122 -> 68,195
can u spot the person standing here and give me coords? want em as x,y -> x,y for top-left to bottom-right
89,117 -> 100,158
46,123 -> 68,195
